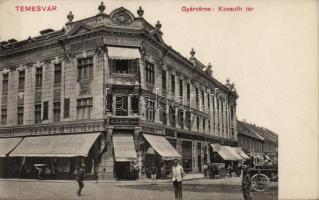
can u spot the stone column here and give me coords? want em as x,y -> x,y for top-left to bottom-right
192,142 -> 199,173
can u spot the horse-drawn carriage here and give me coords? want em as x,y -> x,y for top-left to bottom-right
248,164 -> 278,192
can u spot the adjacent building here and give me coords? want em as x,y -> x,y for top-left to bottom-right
0,3 -> 240,180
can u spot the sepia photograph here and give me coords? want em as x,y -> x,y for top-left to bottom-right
0,0 -> 318,200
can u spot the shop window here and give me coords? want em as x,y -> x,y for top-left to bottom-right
54,63 -> 62,85
78,57 -> 93,81
64,98 -> 70,118
171,75 -> 175,94
115,96 -> 128,116
18,71 -> 25,91
182,141 -> 192,172
43,101 -> 48,121
162,70 -> 166,90
17,106 -> 23,125
111,59 -> 137,74
145,61 -> 154,83
34,104 -> 41,123
53,102 -> 61,122
145,100 -> 155,122
77,98 -> 93,119
35,67 -> 43,88
2,74 -> 9,93
131,95 -> 139,114
1,108 -> 7,125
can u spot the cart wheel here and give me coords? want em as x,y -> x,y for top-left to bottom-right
251,173 -> 270,192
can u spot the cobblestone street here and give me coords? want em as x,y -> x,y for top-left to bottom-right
0,177 -> 278,200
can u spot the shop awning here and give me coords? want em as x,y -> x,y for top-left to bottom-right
224,146 -> 243,160
143,134 -> 181,160
9,133 -> 100,157
0,137 -> 23,157
235,147 -> 250,159
112,133 -> 137,162
107,47 -> 141,60
210,144 -> 238,161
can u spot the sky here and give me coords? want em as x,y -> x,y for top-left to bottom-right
0,0 -> 318,198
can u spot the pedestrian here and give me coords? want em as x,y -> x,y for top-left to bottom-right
150,162 -> 157,185
171,159 -> 184,200
242,165 -> 253,200
227,164 -> 232,178
203,162 -> 208,177
75,164 -> 85,197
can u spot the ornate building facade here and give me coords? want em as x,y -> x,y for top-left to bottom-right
0,3 -> 239,179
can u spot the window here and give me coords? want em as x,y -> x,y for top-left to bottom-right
169,106 -> 176,127
43,101 -> 48,121
203,119 -> 206,133
145,62 -> 154,83
111,59 -> 137,74
201,91 -> 205,107
131,95 -> 139,114
196,116 -> 200,131
171,75 -> 175,93
115,96 -> 128,116
178,109 -> 184,128
53,102 -> 61,122
54,63 -> 62,85
17,106 -> 23,125
207,94 -> 210,109
106,94 -> 113,112
1,108 -> 7,125
64,98 -> 70,118
145,100 -> 155,122
2,74 -> 8,93
77,98 -> 93,119
35,67 -> 43,88
195,87 -> 199,105
208,120 -> 211,133
185,111 -> 191,130
78,57 -> 93,81
159,102 -> 167,125
162,70 -> 166,90
34,104 -> 41,123
186,83 -> 190,101
179,79 -> 183,97
18,71 -> 25,91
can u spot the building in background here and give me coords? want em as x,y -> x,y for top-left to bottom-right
237,120 -> 278,164
0,3 -> 241,180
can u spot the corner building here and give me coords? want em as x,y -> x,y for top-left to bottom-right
0,4 -> 239,180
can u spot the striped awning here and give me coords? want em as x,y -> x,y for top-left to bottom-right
112,133 -> 137,162
9,133 -> 100,157
107,47 -> 141,60
0,137 -> 23,157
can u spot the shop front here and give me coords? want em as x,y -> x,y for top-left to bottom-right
142,134 -> 181,179
5,132 -> 101,179
112,132 -> 137,180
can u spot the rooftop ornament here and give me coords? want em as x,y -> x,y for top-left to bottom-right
137,6 -> 144,17
67,11 -> 74,23
190,48 -> 195,57
155,21 -> 162,30
98,2 -> 105,13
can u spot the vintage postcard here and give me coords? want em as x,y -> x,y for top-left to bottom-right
0,0 -> 318,200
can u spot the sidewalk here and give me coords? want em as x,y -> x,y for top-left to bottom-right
0,173 -> 205,185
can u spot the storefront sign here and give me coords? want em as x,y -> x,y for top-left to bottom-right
109,118 -> 139,126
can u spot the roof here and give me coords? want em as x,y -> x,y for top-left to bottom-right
238,120 -> 278,144
237,121 -> 264,141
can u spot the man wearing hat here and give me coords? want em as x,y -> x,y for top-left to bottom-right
242,165 -> 253,200
75,164 -> 86,196
171,159 -> 184,200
